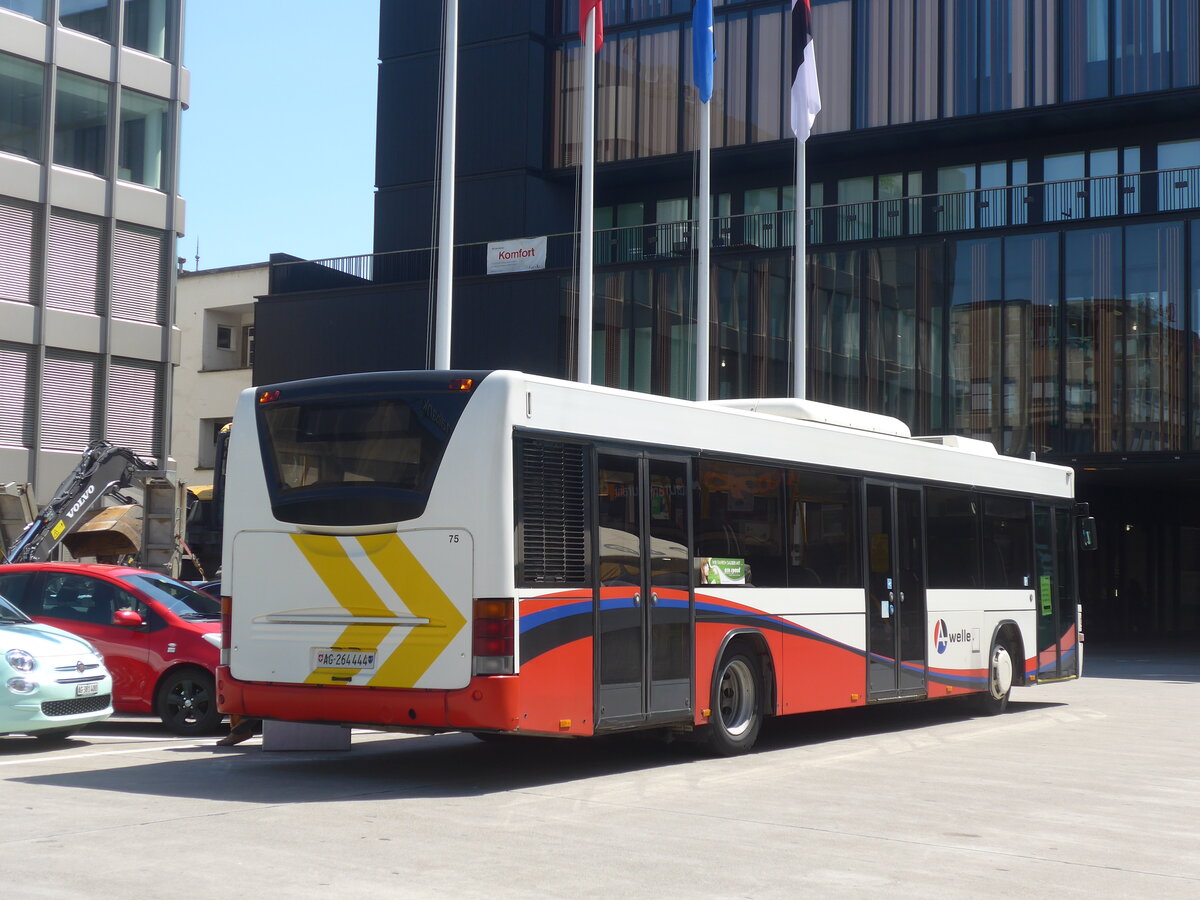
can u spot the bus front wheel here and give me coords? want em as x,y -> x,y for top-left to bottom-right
976,642 -> 1014,715
703,651 -> 762,756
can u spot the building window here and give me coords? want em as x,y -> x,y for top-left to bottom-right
1157,139 -> 1200,213
111,223 -> 165,323
59,0 -> 113,42
216,324 -> 232,350
45,211 -> 104,315
118,89 -> 168,188
0,1 -> 48,21
198,417 -> 232,469
0,342 -> 34,448
106,358 -> 160,458
54,70 -> 109,177
0,52 -> 44,162
241,325 -> 254,368
41,351 -> 100,451
0,199 -> 40,305
122,0 -> 171,59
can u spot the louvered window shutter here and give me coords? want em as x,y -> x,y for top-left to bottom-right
0,343 -> 34,447
41,351 -> 99,451
0,200 -> 40,304
106,358 -> 160,458
518,438 -> 588,585
112,224 -> 164,322
46,212 -> 103,315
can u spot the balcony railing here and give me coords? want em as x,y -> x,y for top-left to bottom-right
270,166 -> 1200,291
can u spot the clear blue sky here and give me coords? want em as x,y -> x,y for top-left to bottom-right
178,1 -> 379,271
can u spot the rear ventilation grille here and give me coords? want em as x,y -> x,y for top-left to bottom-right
519,439 -> 587,585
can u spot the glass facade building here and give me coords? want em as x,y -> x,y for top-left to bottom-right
261,1 -> 1200,640
0,0 -> 186,506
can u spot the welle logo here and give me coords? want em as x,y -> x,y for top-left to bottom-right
933,618 -> 970,654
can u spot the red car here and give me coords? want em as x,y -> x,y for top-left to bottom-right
0,563 -> 222,735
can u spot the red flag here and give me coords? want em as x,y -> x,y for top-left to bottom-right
790,0 -> 821,140
580,0 -> 604,52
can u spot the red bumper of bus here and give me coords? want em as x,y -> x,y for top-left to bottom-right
217,666 -> 521,732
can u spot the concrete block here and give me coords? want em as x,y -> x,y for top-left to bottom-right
261,720 -> 352,752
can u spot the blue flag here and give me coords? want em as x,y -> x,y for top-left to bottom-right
692,0 -> 714,104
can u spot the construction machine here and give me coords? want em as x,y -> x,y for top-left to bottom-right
1,441 -> 188,577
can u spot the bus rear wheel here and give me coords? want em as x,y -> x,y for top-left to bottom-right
704,651 -> 762,756
976,642 -> 1014,715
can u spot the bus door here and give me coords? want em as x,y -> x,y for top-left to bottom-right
595,451 -> 693,729
1034,505 -> 1080,680
865,482 -> 927,699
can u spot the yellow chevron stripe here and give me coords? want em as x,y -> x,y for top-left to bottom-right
291,532 -> 466,689
361,533 -> 466,688
291,534 -> 392,685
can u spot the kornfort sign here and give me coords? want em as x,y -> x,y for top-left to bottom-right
486,236 -> 547,275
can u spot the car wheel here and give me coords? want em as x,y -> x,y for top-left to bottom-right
975,641 -> 1014,715
703,651 -> 762,756
156,668 -> 223,735
32,727 -> 78,743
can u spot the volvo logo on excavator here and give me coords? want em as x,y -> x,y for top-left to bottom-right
64,485 -> 96,520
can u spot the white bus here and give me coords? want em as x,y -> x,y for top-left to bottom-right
218,370 -> 1090,754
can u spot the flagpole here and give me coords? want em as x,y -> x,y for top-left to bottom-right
576,10 -> 597,384
793,142 -> 806,399
434,0 -> 458,370
695,101 -> 711,401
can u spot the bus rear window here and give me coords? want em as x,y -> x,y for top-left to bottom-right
257,393 -> 471,525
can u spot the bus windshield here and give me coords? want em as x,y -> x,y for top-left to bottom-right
256,384 -> 477,525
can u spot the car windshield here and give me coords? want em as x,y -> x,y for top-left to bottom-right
118,573 -> 221,620
0,592 -> 32,624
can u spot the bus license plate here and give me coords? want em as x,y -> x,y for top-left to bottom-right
311,648 -> 377,670
75,682 -> 99,697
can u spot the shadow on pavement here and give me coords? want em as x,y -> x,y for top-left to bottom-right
10,693 -> 1062,802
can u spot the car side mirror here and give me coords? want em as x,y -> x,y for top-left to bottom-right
113,608 -> 145,627
1078,516 -> 1098,552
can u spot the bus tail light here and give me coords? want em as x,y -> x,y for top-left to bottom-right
473,598 -> 514,675
220,595 -> 232,666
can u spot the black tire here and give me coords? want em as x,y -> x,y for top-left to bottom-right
703,651 -> 763,756
156,668 -> 223,735
32,727 -> 78,743
975,641 -> 1014,715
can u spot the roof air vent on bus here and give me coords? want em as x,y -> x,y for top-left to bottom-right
701,398 -> 911,438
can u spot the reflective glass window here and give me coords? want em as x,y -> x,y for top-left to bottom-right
596,33 -> 636,162
1003,233 -> 1060,455
118,88 -> 167,188
750,8 -> 783,142
982,495 -> 1033,589
54,70 -> 109,176
937,165 -> 975,231
926,487 -> 981,589
811,249 -> 862,407
0,51 -> 44,161
1124,222 -> 1185,451
1191,220 -> 1200,446
0,1 -> 46,20
837,175 -> 873,241
1028,0 -> 1058,105
811,0 -> 851,134
637,26 -> 678,158
1158,139 -> 1200,212
1063,227 -> 1122,452
1114,0 -> 1170,95
1044,151 -> 1086,220
1171,0 -> 1199,88
948,237 -> 1002,442
695,459 -> 784,587
855,0 -> 890,129
721,13 -> 748,146
60,0 -> 112,41
1062,0 -> 1110,101
122,0 -> 171,59
913,0 -> 939,120
943,0 -> 978,116
863,246 -> 919,423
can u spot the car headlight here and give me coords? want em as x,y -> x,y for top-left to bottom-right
202,632 -> 221,649
5,649 -> 36,672
7,677 -> 38,694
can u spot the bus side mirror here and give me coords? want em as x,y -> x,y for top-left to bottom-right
1078,516 -> 1098,552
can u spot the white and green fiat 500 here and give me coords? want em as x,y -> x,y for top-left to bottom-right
1,591 -> 112,742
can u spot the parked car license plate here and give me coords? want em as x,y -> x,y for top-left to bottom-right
311,648 -> 377,670
75,682 -> 99,697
